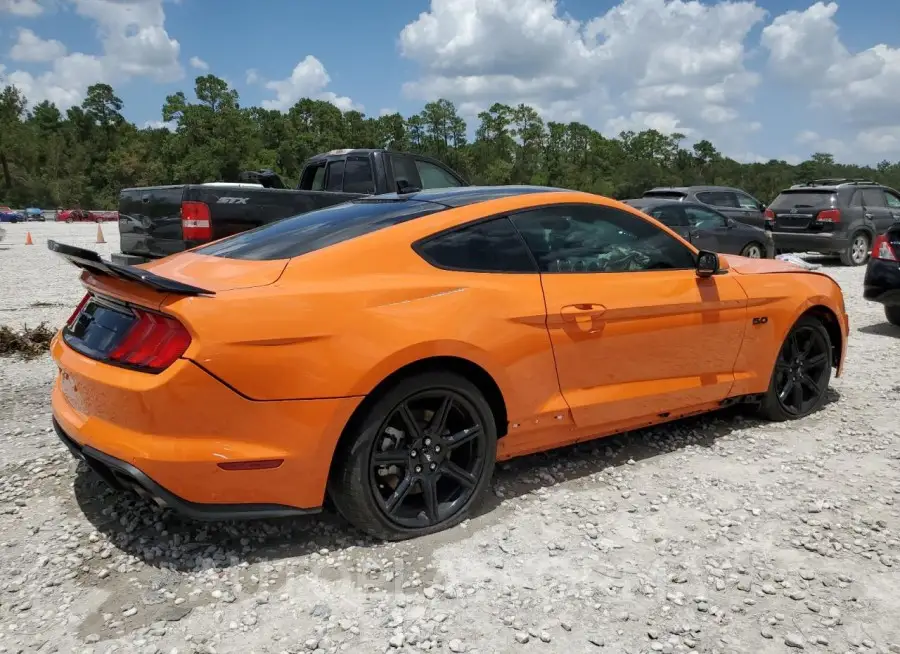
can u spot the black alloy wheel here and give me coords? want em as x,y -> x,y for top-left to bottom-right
329,371 -> 497,540
369,390 -> 486,529
758,316 -> 832,421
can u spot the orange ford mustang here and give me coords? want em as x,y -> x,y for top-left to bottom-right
49,186 -> 849,540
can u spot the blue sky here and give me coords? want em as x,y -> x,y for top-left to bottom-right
2,0 -> 900,164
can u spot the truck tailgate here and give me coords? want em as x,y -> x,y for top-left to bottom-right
119,186 -> 186,259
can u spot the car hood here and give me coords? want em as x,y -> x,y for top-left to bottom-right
139,251 -> 289,291
722,254 -> 825,276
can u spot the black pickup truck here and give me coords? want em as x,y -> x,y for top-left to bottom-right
113,148 -> 468,265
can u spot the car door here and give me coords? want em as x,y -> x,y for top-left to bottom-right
733,190 -> 766,228
695,190 -> 744,222
882,190 -> 900,225
646,204 -> 717,251
683,205 -> 741,253
861,188 -> 893,233
509,203 -> 749,430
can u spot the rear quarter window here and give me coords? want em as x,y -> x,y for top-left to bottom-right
195,200 -> 446,261
642,191 -> 686,200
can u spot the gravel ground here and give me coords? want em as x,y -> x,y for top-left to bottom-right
1,224 -> 899,654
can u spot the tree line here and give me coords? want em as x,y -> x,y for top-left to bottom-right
2,74 -> 900,210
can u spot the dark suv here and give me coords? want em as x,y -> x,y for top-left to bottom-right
641,185 -> 767,228
765,179 -> 900,266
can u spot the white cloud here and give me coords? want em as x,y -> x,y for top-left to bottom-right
261,55 -> 360,112
245,68 -> 260,84
4,0 -> 182,110
9,27 -> 67,62
143,119 -> 175,131
379,107 -> 398,116
399,0 -> 766,146
189,56 -> 209,71
0,0 -> 44,16
762,1 -> 900,159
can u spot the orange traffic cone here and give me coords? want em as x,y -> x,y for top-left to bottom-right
25,231 -> 33,245
96,224 -> 106,244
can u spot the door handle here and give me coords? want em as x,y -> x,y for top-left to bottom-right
560,303 -> 607,318
865,213 -> 873,219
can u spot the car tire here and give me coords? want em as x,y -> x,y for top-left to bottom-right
740,242 -> 764,258
328,371 -> 497,541
886,305 -> 900,327
757,315 -> 832,422
839,231 -> 870,266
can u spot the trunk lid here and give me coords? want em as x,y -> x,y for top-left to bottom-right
142,251 -> 289,292
119,185 -> 186,259
768,190 -> 837,230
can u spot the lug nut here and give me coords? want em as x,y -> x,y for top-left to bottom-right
424,438 -> 432,446
415,465 -> 422,473
429,462 -> 437,471
434,445 -> 441,453
410,450 -> 417,458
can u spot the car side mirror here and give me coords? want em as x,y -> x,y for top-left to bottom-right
696,250 -> 723,278
758,202 -> 767,212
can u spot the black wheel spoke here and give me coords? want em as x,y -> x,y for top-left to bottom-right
441,460 -> 477,488
445,425 -> 482,450
421,476 -> 440,523
806,352 -> 828,368
397,402 -> 424,440
778,378 -> 795,402
799,373 -> 820,396
788,332 -> 800,359
791,381 -> 803,410
428,396 -> 453,436
385,474 -> 414,513
373,449 -> 408,467
775,359 -> 791,373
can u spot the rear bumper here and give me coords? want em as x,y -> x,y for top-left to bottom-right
53,418 -> 315,520
51,334 -> 361,515
864,258 -> 900,305
771,231 -> 848,253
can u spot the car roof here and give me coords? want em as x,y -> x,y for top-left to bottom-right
645,185 -> 740,194
368,185 -> 571,208
624,197 -> 706,211
779,179 -> 884,192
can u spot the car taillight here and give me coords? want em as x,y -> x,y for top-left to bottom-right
763,208 -> 775,230
817,209 -> 841,223
66,293 -> 90,327
872,234 -> 899,261
108,307 -> 191,372
181,201 -> 211,241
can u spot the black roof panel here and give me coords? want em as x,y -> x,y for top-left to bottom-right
374,185 -> 569,208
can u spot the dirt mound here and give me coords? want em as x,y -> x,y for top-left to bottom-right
0,323 -> 54,358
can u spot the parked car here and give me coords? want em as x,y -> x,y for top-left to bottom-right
623,198 -> 774,258
49,186 -> 848,540
0,210 -> 24,223
864,222 -> 900,326
641,185 -> 768,228
114,148 -> 469,265
764,179 -> 900,266
25,208 -> 45,221
57,209 -> 97,223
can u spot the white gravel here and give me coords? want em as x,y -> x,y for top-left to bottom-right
1,224 -> 899,654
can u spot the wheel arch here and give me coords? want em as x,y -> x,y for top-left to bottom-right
801,304 -> 844,371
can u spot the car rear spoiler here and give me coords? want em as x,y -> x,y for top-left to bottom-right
48,240 -> 215,296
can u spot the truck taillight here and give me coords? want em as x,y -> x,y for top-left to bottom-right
872,234 -> 898,261
108,308 -> 191,372
817,209 -> 841,223
66,293 -> 91,327
181,201 -> 211,241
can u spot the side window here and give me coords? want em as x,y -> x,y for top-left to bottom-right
696,191 -> 740,208
415,159 -> 463,189
417,217 -> 536,273
850,191 -> 863,207
390,155 -> 422,192
685,206 -> 727,229
510,204 -> 696,273
299,163 -> 326,191
325,160 -> 344,192
343,157 -> 375,194
883,191 -> 900,209
649,206 -> 690,227
735,191 -> 760,210
861,188 -> 886,207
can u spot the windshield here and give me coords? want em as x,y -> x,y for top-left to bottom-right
770,190 -> 836,210
196,199 -> 447,261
